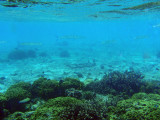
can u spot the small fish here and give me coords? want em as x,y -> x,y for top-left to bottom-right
133,35 -> 148,40
107,4 -> 121,7
19,98 -> 30,104
59,35 -> 85,39
20,42 -> 42,46
2,4 -> 18,7
154,104 -> 159,108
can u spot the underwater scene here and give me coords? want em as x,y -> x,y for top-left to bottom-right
1,0 -> 160,119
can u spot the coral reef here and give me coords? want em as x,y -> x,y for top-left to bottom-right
0,93 -> 7,119
142,80 -> 160,94
8,49 -> 36,60
0,93 -> 7,107
105,94 -> 127,106
83,91 -> 96,100
85,70 -> 144,96
4,111 -> 34,120
38,51 -> 48,57
156,51 -> 160,58
59,50 -> 70,58
2,70 -> 160,120
84,78 -> 94,85
108,93 -> 160,120
59,78 -> 84,96
30,97 -> 108,120
31,77 -> 59,99
65,88 -> 83,99
5,82 -> 32,112
26,50 -> 36,58
8,82 -> 32,91
60,77 -> 84,90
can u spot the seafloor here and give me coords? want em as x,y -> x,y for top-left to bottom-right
1,47 -> 160,119
1,47 -> 160,92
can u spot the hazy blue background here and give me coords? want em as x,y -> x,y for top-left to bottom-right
0,19 -> 160,58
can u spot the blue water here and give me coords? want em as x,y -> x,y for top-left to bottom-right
0,0 -> 160,91
1,19 -> 160,55
1,1 -> 160,119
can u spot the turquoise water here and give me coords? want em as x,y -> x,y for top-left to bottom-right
1,0 -> 160,88
1,0 -> 160,95
1,20 -> 160,59
1,0 -> 160,119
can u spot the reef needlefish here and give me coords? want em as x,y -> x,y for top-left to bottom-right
20,42 -> 42,46
133,35 -> 148,40
59,35 -> 85,39
19,98 -> 30,104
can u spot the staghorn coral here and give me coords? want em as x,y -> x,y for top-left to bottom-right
85,70 -> 144,96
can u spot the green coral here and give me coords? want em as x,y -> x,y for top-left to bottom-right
85,70 -> 144,96
31,77 -> 59,99
132,92 -> 160,101
109,93 -> 160,120
5,112 -> 25,120
5,82 -> 32,112
0,93 -> 8,120
30,97 -> 107,120
0,93 -> 7,107
61,78 -> 84,90
143,80 -> 160,94
59,78 -> 84,97
8,82 -> 32,92
4,111 -> 35,120
84,78 -> 94,85
83,91 -> 96,100
30,97 -> 82,120
6,87 -> 31,101
5,82 -> 32,102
